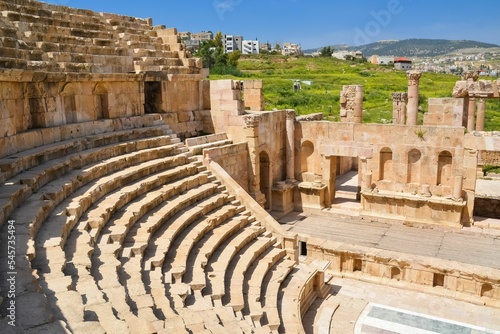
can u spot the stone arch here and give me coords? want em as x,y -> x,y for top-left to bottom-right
390,267 -> 401,280
407,148 -> 422,184
481,283 -> 494,298
353,259 -> 362,272
26,83 -> 44,129
301,141 -> 315,173
437,150 -> 453,186
379,147 -> 393,181
61,83 -> 77,124
93,83 -> 110,119
259,151 -> 271,210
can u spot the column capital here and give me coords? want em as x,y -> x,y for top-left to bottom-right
242,114 -> 260,128
407,71 -> 422,85
462,70 -> 480,82
286,109 -> 296,120
392,92 -> 408,101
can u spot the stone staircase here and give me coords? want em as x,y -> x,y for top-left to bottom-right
0,117 -> 330,333
0,0 -> 199,74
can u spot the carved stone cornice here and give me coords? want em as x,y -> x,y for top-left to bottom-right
406,71 -> 422,85
242,114 -> 260,128
286,109 -> 296,120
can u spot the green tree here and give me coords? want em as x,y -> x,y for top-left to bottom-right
227,50 -> 241,68
320,46 -> 333,57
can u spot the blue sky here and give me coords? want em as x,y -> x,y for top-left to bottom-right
42,0 -> 500,49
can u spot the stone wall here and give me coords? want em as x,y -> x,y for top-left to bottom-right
295,121 -> 475,225
424,98 -> 465,127
203,142 -> 250,191
306,238 -> 500,304
474,197 -> 500,218
482,151 -> 500,166
0,72 -> 143,138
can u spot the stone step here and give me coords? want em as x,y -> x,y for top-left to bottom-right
163,203 -> 237,284
136,182 -> 220,270
0,124 -> 171,183
261,258 -> 296,331
224,236 -> 278,312
186,215 -> 252,290
245,246 -> 287,324
205,227 -> 269,300
123,175 -> 217,264
279,263 -> 326,334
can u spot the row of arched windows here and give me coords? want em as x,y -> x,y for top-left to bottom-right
380,148 -> 453,186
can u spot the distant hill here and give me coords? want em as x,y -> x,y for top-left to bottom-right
305,39 -> 500,58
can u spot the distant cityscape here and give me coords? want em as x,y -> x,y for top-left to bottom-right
179,31 -> 500,76
178,30 -> 302,56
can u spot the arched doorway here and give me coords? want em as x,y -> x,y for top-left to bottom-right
93,83 -> 110,119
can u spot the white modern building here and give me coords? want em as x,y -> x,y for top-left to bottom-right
223,35 -> 243,53
242,40 -> 260,55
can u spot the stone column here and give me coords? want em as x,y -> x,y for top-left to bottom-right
321,155 -> 336,207
406,71 -> 422,126
476,97 -> 486,131
285,110 -> 296,182
392,92 -> 408,125
243,114 -> 266,206
453,175 -> 463,200
467,96 -> 476,132
462,71 -> 480,131
340,85 -> 363,123
354,85 -> 364,123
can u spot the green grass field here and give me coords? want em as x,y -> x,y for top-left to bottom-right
210,55 -> 500,130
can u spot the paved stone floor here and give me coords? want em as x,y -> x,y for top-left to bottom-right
303,278 -> 500,334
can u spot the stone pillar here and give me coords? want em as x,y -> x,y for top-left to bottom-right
354,85 -> 363,123
362,173 -> 372,191
462,71 -> 480,130
406,71 -> 422,126
321,155 -> 336,207
285,110 -> 296,182
392,92 -> 408,125
453,175 -> 463,200
340,85 -> 363,123
476,97 -> 486,131
243,114 -> 265,206
467,96 -> 476,132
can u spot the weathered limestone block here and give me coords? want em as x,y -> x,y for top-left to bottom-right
470,80 -> 495,97
340,85 -> 363,123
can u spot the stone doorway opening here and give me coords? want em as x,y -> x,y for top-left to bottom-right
334,156 -> 361,205
144,81 -> 162,113
259,151 -> 271,210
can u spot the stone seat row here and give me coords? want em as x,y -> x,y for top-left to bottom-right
0,121 -> 326,333
185,132 -> 233,155
0,122 -> 174,228
35,147 -> 300,332
0,0 -> 157,34
28,150 -> 256,328
0,119 -> 184,332
35,156 -> 207,332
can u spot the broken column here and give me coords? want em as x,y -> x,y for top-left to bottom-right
392,92 -> 408,125
340,85 -> 363,123
406,71 -> 422,126
243,114 -> 266,206
286,109 -> 296,182
462,71 -> 480,131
